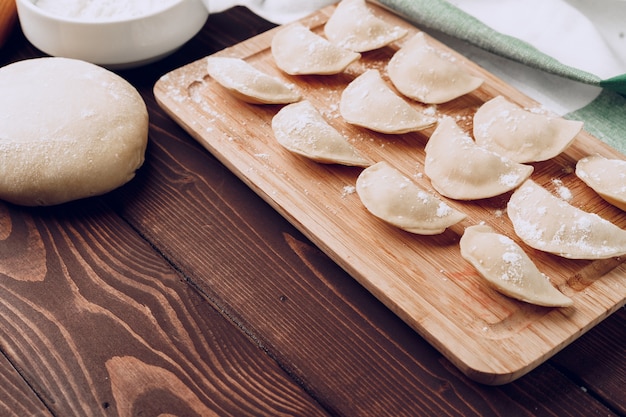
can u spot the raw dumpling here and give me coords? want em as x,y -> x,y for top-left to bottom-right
424,117 -> 533,200
271,24 -> 361,75
507,179 -> 626,259
473,96 -> 583,163
388,32 -> 483,104
271,100 -> 370,167
356,161 -> 466,235
206,56 -> 301,104
340,69 -> 436,134
576,154 -> 626,211
460,224 -> 573,307
324,0 -> 407,52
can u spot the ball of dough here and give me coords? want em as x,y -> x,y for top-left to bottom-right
0,57 -> 148,206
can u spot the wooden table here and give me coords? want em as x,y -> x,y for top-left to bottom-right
1,6 -> 624,417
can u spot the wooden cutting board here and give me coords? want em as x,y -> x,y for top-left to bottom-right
154,3 -> 626,385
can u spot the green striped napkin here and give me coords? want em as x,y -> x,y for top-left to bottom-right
377,0 -> 626,154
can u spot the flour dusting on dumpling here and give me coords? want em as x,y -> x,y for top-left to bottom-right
388,32 -> 483,104
324,0 -> 407,52
356,161 -> 466,234
473,96 -> 582,163
508,179 -> 626,259
460,224 -> 573,307
340,69 -> 436,134
424,117 -> 533,200
576,154 -> 626,211
272,23 -> 360,75
206,56 -> 301,104
272,100 -> 370,167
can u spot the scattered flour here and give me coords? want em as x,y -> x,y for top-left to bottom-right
552,178 -> 573,201
341,185 -> 356,198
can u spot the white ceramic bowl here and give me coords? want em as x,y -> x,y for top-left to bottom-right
15,0 -> 209,69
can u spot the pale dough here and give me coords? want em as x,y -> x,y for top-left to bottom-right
388,32 -> 483,104
356,161 -> 466,235
340,69 -> 436,134
206,56 -> 301,104
460,224 -> 573,307
424,117 -> 533,200
576,154 -> 626,211
507,179 -> 626,259
0,57 -> 148,206
473,95 -> 582,163
271,23 -> 361,75
324,0 -> 407,52
271,100 -> 370,167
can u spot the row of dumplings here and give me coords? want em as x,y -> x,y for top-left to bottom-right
204,0 -> 626,307
207,0 -> 484,107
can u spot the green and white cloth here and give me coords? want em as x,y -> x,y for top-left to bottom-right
379,0 -> 626,91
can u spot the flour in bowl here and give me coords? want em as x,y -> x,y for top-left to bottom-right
34,0 -> 180,20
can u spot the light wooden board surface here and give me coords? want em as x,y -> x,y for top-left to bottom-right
154,3 -> 626,385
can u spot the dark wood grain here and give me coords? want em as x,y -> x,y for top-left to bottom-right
0,199 -> 329,416
1,5 -> 625,417
0,351 -> 52,417
552,308 -> 626,415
